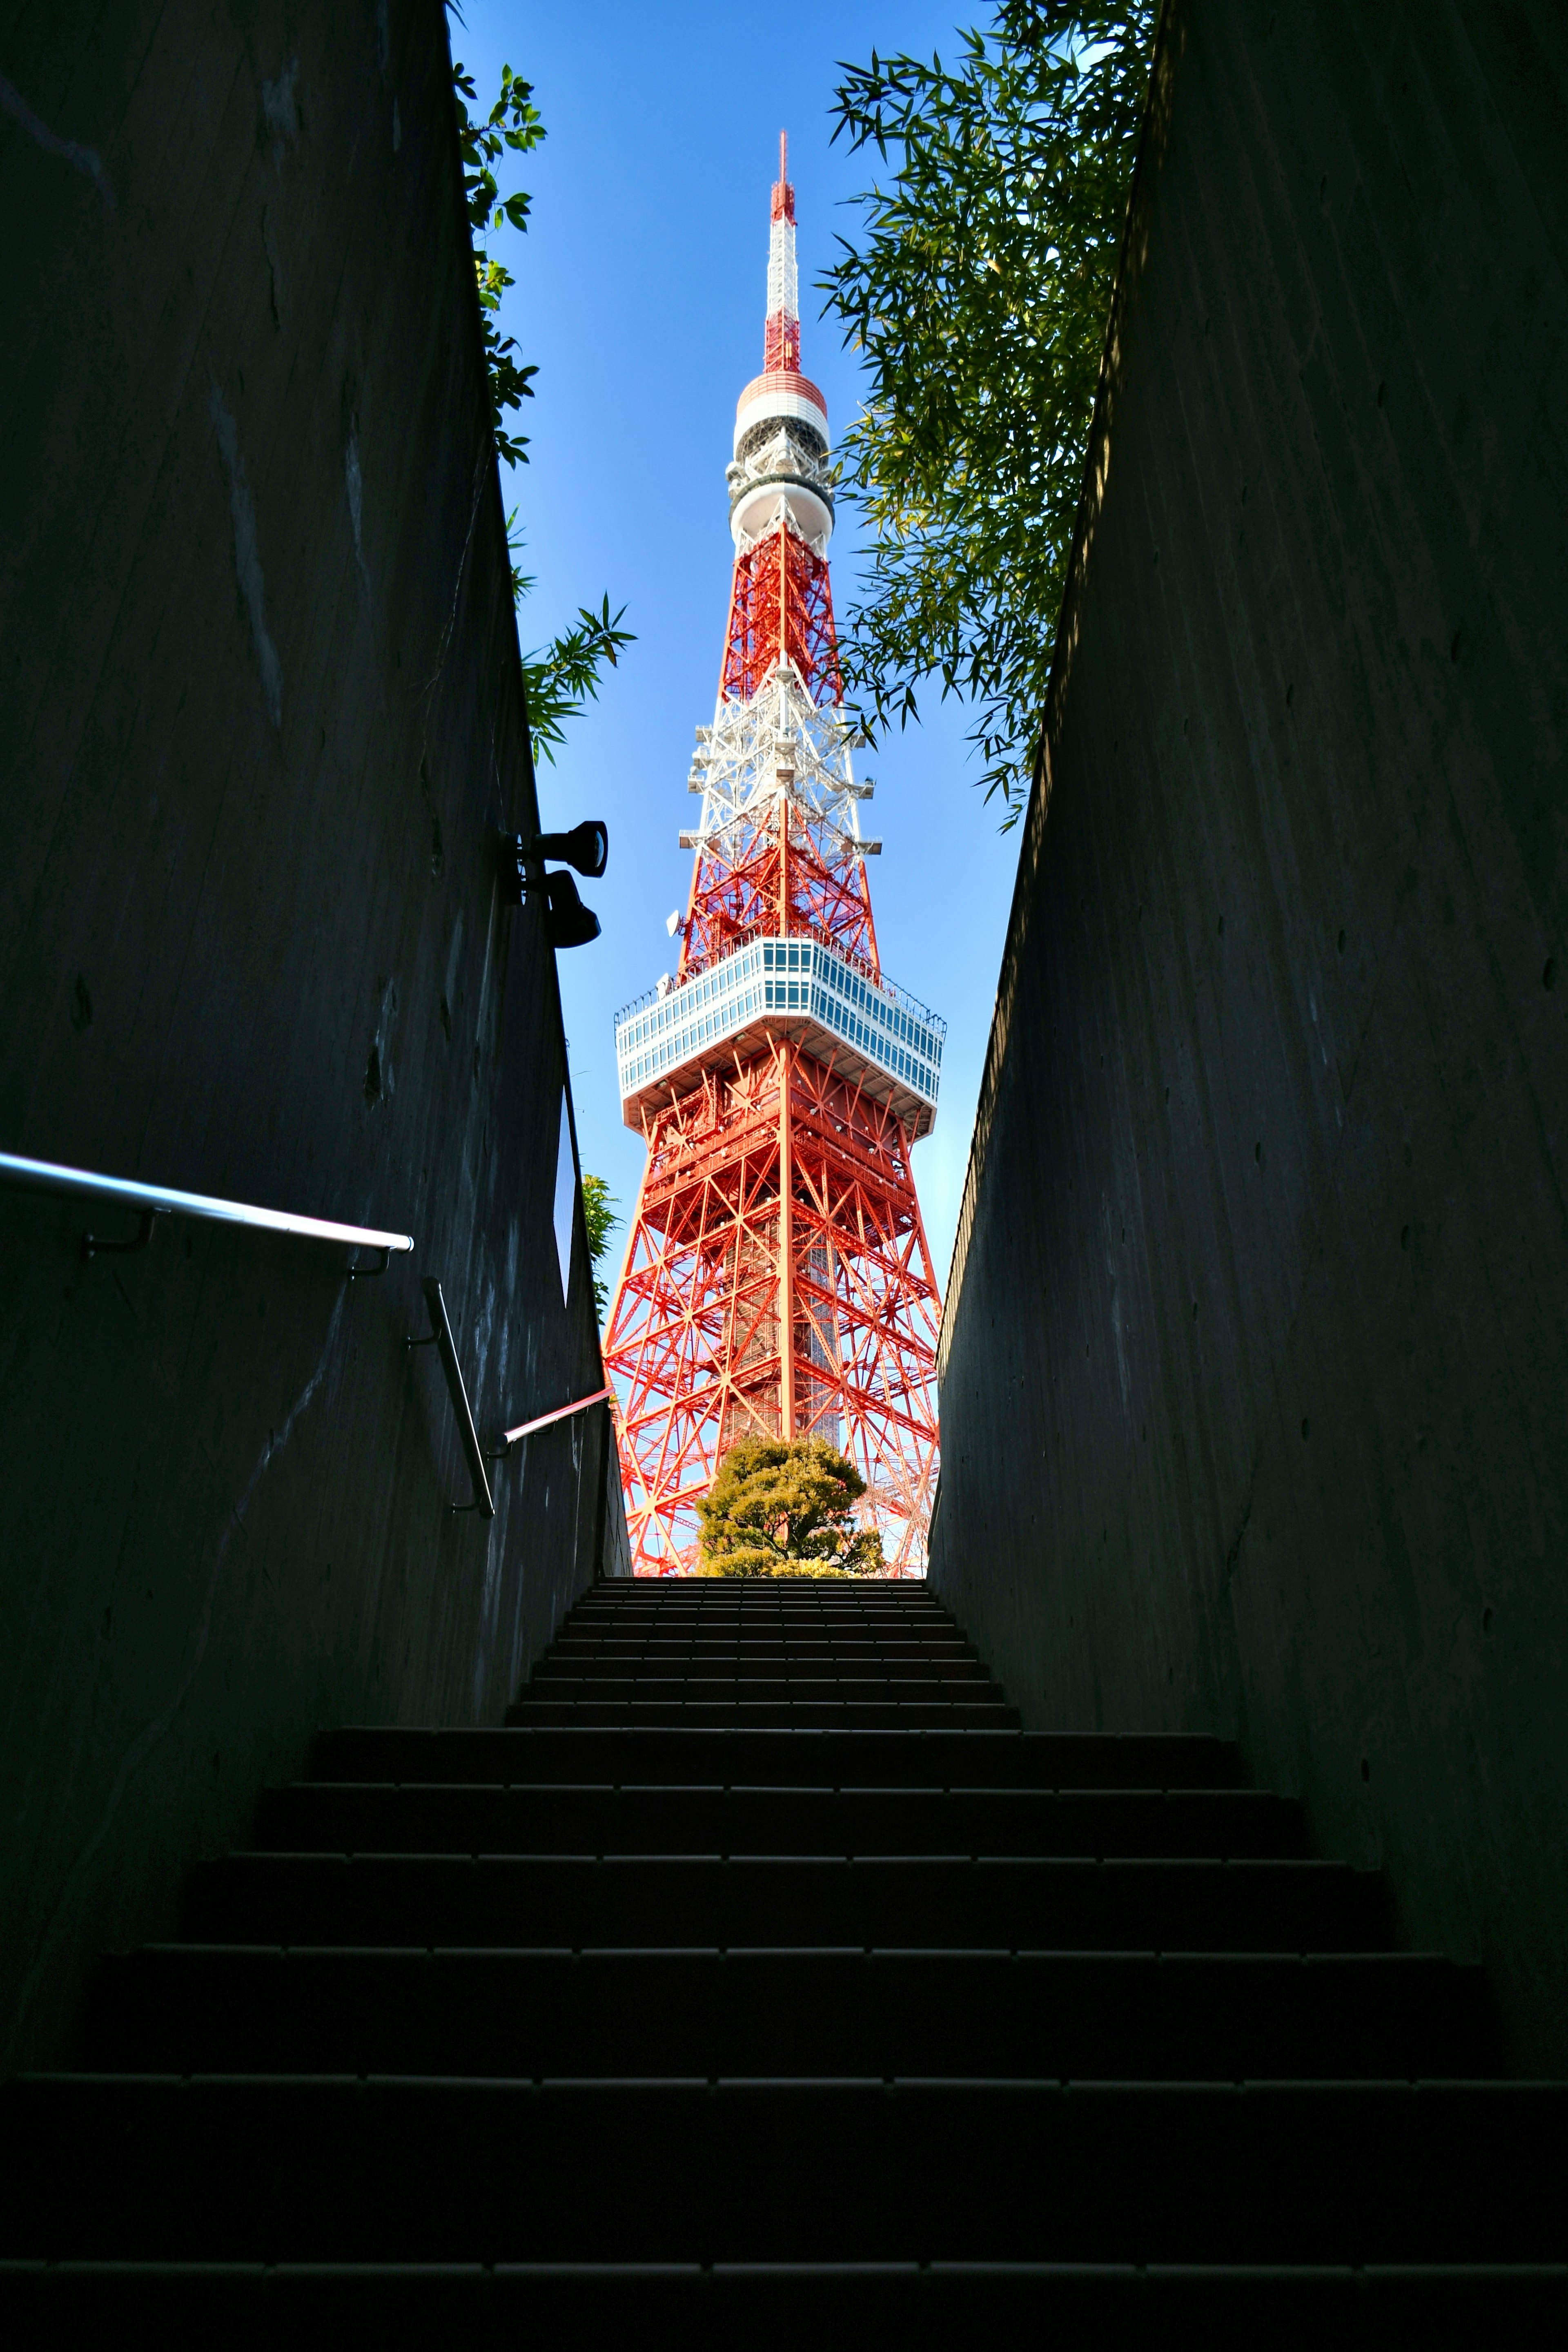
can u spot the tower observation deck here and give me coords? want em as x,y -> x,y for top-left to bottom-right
603,138 -> 943,1574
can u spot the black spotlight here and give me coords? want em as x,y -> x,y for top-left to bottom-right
497,820 -> 608,947
530,819 -> 608,878
541,869 -> 601,949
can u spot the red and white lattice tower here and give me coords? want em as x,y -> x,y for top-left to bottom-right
603,136 -> 944,1575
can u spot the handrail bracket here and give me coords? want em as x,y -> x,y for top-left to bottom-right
82,1208 -> 164,1262
408,1277 -> 496,1519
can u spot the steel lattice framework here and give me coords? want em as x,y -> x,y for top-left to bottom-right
603,138 -> 943,1575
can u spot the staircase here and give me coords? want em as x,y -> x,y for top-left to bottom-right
2,1576 -> 1563,2334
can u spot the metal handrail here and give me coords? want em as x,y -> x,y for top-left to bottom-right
497,1383 -> 613,1454
8,1154 -> 605,1521
409,1277 -> 494,1518
0,1150 -> 415,1270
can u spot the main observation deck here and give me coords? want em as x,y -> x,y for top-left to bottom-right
615,934 -> 944,1137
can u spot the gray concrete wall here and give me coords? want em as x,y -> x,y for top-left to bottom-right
0,0 -> 624,2067
932,0 -> 1568,2067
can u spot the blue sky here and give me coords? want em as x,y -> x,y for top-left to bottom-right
452,1 -> 1022,1296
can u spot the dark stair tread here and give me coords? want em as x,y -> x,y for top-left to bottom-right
561,1633 -> 967,1646
552,1643 -> 972,1656
181,1852 -> 1391,1951
87,1945 -> 1498,2078
560,1628 -> 966,1643
504,1701 -> 1022,1729
546,1634 -> 978,1649
514,1684 -> 1006,1703
306,1726 -> 1247,1790
2,2259 -> 1564,2350
4,2078 -> 1564,2263
563,1618 -> 962,1632
530,1658 -> 995,1680
252,1782 -> 1310,1860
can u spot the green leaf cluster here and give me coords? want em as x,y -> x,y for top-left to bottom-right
452,60 -> 543,469
695,1437 -> 886,1578
822,2 -> 1155,823
510,551 -> 636,766
449,49 -> 636,760
579,1173 -> 620,1323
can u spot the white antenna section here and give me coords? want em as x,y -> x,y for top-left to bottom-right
766,214 -> 797,324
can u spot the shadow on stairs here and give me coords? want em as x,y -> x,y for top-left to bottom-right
2,1576 -> 1563,2339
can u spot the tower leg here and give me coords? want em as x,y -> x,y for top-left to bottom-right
778,1042 -> 796,1440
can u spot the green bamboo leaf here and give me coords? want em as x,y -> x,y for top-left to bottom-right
821,2 -> 1155,824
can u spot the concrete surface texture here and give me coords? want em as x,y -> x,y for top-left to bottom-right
932,0 -> 1568,2067
0,0 -> 624,2069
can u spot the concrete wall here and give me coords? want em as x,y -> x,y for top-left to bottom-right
932,0 -> 1568,2067
0,0 -> 624,2067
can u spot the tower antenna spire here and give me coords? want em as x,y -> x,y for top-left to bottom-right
604,159 -> 943,1577
764,131 -> 799,371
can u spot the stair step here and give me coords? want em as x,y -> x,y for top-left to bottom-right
3,2258 -> 1564,2339
181,1853 -> 1389,1951
534,1654 -> 994,1680
252,1783 -> 1309,1860
305,1726 -> 1247,1790
513,1676 -> 1005,1700
555,1627 -> 965,1646
549,1634 -> 977,1651
504,1698 -> 1020,1728
4,2078 -> 1562,2263
551,1625 -> 973,1642
87,1946 -> 1496,2079
560,1619 -> 963,1637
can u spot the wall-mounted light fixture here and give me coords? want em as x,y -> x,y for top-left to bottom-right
534,821 -> 608,878
499,822 -> 609,949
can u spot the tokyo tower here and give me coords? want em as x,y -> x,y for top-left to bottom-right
603,137 -> 944,1576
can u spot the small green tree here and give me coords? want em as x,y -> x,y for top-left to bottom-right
580,1173 -> 620,1323
696,1437 -> 886,1578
